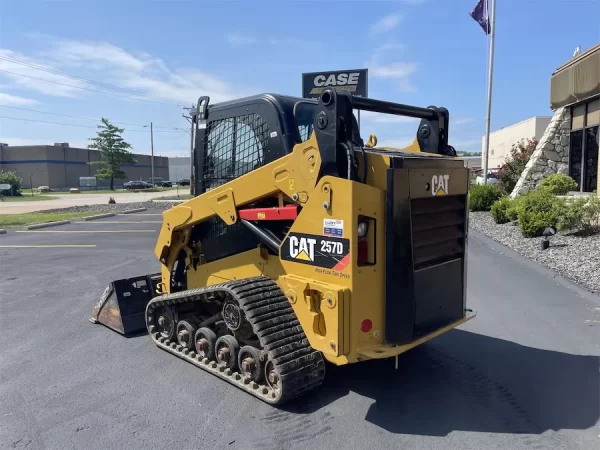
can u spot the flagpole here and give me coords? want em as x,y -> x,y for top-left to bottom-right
482,0 -> 496,184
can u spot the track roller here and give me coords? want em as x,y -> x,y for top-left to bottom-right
215,335 -> 240,370
238,346 -> 264,382
195,327 -> 217,360
176,320 -> 197,350
155,305 -> 176,341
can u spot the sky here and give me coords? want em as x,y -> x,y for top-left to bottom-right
0,0 -> 599,157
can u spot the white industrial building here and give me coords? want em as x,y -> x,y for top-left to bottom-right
481,116 -> 552,169
168,156 -> 191,182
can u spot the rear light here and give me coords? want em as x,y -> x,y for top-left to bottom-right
357,239 -> 368,265
357,217 -> 375,266
360,319 -> 373,333
357,221 -> 368,237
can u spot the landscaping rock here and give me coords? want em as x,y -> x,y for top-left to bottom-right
469,211 -> 600,294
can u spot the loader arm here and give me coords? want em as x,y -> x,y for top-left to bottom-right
154,132 -> 323,272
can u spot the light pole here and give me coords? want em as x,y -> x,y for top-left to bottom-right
174,125 -> 194,195
144,122 -> 155,184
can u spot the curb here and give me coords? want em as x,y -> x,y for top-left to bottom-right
0,229 -> 6,235
151,199 -> 185,204
122,208 -> 147,214
82,213 -> 116,221
25,220 -> 71,230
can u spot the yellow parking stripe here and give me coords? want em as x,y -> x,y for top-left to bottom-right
16,230 -> 157,233
0,245 -> 97,248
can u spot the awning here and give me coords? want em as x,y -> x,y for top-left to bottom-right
550,44 -> 600,110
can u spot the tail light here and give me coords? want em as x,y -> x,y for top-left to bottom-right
357,217 -> 375,266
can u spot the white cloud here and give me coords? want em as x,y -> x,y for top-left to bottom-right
0,49 -> 87,97
369,61 -> 419,92
3,36 -> 256,106
226,33 -> 256,46
0,93 -> 38,105
370,13 -> 402,35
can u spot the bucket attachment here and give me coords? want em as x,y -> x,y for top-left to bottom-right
90,273 -> 162,336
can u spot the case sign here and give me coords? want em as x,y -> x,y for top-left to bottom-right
323,219 -> 344,237
302,69 -> 368,99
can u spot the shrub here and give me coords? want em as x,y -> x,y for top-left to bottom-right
539,173 -> 578,195
506,201 -> 519,221
108,196 -> 116,204
469,184 -> 503,211
491,197 -> 513,224
495,137 -> 537,195
0,170 -> 23,195
558,195 -> 600,235
516,189 -> 565,237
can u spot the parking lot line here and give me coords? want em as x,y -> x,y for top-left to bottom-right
0,244 -> 97,248
15,230 -> 157,233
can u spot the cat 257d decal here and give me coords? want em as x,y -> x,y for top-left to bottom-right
280,232 -> 350,271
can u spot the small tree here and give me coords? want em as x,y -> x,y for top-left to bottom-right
88,118 -> 136,190
0,170 -> 23,196
496,137 -> 537,195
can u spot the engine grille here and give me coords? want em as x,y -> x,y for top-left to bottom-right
410,195 -> 467,270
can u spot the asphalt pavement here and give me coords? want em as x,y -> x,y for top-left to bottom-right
0,213 -> 598,450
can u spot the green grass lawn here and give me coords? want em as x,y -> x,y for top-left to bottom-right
1,193 -> 59,202
0,211 -> 112,229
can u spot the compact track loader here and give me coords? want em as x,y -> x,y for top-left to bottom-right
90,89 -> 475,405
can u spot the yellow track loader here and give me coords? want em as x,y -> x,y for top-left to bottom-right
90,89 -> 475,405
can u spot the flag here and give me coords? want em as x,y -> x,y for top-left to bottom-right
469,0 -> 491,35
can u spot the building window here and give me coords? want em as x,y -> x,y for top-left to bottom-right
569,96 -> 600,192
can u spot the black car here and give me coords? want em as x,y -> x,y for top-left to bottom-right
178,179 -> 190,186
156,180 -> 173,187
124,180 -> 152,190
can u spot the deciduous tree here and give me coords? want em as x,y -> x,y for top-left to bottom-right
88,118 -> 136,190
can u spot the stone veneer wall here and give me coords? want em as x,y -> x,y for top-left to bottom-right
510,107 -> 571,198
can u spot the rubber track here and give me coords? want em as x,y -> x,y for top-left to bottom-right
144,276 -> 326,405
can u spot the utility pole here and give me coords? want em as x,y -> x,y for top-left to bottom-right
189,113 -> 195,196
183,105 -> 195,196
482,0 -> 496,185
150,121 -> 155,184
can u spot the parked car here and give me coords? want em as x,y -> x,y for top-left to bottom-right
155,180 -> 173,187
475,171 -> 500,185
178,178 -> 190,186
124,181 -> 153,190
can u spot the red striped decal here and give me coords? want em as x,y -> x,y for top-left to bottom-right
332,253 -> 350,272
238,205 -> 298,221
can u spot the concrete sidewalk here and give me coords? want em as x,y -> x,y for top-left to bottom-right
0,189 -> 190,214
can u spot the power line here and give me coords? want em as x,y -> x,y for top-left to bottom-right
0,115 -> 189,133
0,55 -> 190,106
0,104 -> 184,130
0,69 -> 188,107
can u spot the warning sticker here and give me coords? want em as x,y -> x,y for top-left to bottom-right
323,219 -> 344,237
